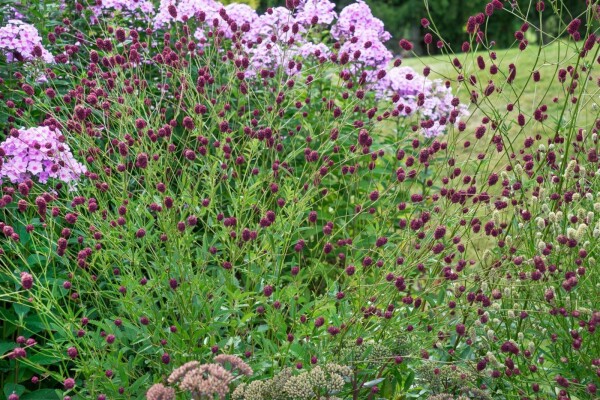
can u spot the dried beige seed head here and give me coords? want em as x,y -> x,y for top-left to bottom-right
492,210 -> 501,226
537,241 -> 546,252
536,217 -> 545,230
564,160 -> 577,178
515,164 -> 524,177
576,224 -> 588,241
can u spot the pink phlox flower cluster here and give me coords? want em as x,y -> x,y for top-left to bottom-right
376,66 -> 469,137
331,0 -> 390,42
297,42 -> 330,58
0,20 -> 53,63
0,126 -> 87,185
244,7 -> 305,76
294,0 -> 337,26
220,3 -> 258,37
374,66 -> 427,101
339,28 -> 392,70
247,41 -> 287,75
155,0 -> 220,29
156,0 -> 257,43
194,3 -> 258,43
330,1 -> 391,78
91,0 -> 155,20
246,6 -> 300,42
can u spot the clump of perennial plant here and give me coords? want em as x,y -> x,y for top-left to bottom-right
2,0 -> 599,399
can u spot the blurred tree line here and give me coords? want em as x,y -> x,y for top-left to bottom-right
259,0 -> 589,55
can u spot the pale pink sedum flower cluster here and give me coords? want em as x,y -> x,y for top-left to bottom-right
0,126 -> 87,185
146,383 -> 175,400
147,355 -> 253,400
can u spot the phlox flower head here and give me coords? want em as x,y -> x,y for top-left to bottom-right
0,20 -> 53,63
0,126 -> 87,185
194,3 -> 258,42
331,0 -> 390,42
294,0 -> 337,26
91,0 -> 155,21
375,66 -> 469,137
330,1 -> 391,77
244,7 -> 307,76
245,6 -> 300,42
339,28 -> 392,72
155,0 -> 221,29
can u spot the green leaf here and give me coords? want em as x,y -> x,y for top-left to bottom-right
403,370 -> 415,391
28,352 -> 63,365
13,302 -> 30,319
21,390 -> 60,400
0,341 -> 16,356
3,384 -> 25,399
26,254 -> 46,267
363,377 -> 385,388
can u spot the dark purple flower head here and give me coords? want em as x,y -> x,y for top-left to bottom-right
263,285 -> 274,297
20,272 -> 33,290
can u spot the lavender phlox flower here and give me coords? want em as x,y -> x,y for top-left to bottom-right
331,0 -> 390,42
0,19 -> 53,63
155,0 -> 221,29
294,0 -> 337,26
91,0 -> 155,19
297,42 -> 330,58
339,28 -> 392,72
245,6 -> 301,43
375,66 -> 469,137
194,3 -> 258,42
0,126 -> 87,185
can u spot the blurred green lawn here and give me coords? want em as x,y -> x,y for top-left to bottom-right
402,40 -> 600,139
400,40 -> 600,255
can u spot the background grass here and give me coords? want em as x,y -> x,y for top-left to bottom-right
400,40 -> 600,256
